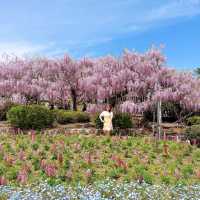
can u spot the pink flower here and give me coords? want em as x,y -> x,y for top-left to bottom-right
57,153 -> 63,164
65,170 -> 73,180
44,164 -> 57,177
40,159 -> 46,169
18,150 -> 26,161
4,155 -> 14,166
0,176 -> 7,185
0,144 -> 3,152
30,130 -> 36,142
111,155 -> 128,170
50,144 -> 57,153
59,140 -> 65,149
84,152 -> 92,165
73,143 -> 81,151
85,169 -> 92,178
17,169 -> 28,184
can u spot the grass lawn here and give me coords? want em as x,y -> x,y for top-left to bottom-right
0,132 -> 200,187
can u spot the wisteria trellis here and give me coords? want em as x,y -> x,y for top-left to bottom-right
0,47 -> 200,113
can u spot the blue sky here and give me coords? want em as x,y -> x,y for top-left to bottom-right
0,0 -> 200,71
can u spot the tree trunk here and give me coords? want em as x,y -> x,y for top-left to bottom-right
50,104 -> 54,110
82,102 -> 87,112
71,89 -> 77,111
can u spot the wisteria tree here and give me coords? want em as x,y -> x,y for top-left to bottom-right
0,47 -> 199,116
83,47 -> 200,116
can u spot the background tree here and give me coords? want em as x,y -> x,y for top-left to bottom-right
195,67 -> 200,77
0,48 -> 199,115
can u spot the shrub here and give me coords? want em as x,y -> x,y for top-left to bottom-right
54,110 -> 75,124
7,105 -> 54,130
54,110 -> 90,124
6,167 -> 18,180
185,125 -> 200,147
32,157 -> 40,170
186,116 -> 200,126
161,176 -> 171,185
113,113 -> 133,129
74,112 -> 90,123
0,101 -> 18,121
143,172 -> 153,184
182,165 -> 193,178
143,102 -> 182,123
94,114 -> 103,129
32,143 -> 39,151
135,165 -> 153,184
94,112 -> 133,129
0,164 -> 6,176
108,168 -> 121,179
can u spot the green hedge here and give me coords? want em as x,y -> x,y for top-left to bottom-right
185,125 -> 200,147
95,112 -> 133,129
0,101 -> 18,121
7,105 -> 55,130
95,114 -> 103,129
54,110 -> 90,124
186,116 -> 200,126
113,113 -> 133,129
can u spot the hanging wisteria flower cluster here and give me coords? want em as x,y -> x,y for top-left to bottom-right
0,47 -> 199,113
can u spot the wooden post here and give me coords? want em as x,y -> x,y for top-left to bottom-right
157,99 -> 162,140
152,109 -> 155,136
163,131 -> 166,140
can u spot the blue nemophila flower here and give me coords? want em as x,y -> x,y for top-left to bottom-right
1,180 -> 200,200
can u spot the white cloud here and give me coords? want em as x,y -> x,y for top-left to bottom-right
45,37 -> 113,57
66,37 -> 113,51
0,0 -> 199,58
0,41 -> 50,58
122,0 -> 200,35
146,0 -> 200,22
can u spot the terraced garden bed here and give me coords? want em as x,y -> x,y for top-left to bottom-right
0,132 -> 200,199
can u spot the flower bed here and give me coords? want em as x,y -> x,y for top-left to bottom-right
0,180 -> 200,200
0,133 -> 199,187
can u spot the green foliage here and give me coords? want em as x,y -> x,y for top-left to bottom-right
182,165 -> 193,178
7,167 -> 19,181
113,113 -> 133,129
0,193 -> 8,200
7,105 -> 55,130
185,125 -> 200,147
32,157 -> 40,170
54,110 -> 75,124
75,112 -> 90,123
94,114 -> 103,129
54,110 -> 90,124
195,67 -> 200,77
63,159 -> 70,169
143,102 -> 182,122
44,144 -> 50,151
143,172 -> 153,184
161,176 -> 171,185
0,101 -> 18,121
108,168 -> 121,179
0,164 -> 6,176
32,143 -> 39,151
0,134 -> 199,185
186,116 -> 200,126
95,112 -> 133,129
135,165 -> 153,184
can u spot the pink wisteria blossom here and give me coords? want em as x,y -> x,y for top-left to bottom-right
0,47 -> 199,113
